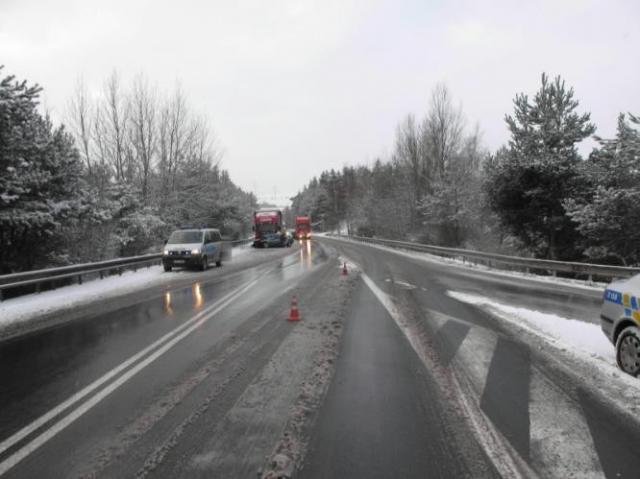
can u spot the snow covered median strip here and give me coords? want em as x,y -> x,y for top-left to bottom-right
446,291 -> 615,364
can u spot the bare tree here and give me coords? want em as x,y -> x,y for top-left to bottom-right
129,74 -> 157,203
421,83 -> 465,178
156,84 -> 190,212
103,70 -> 130,182
394,114 -> 421,228
187,114 -> 222,168
67,78 -> 93,175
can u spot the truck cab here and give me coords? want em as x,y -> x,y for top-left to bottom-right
295,216 -> 311,240
252,210 -> 286,248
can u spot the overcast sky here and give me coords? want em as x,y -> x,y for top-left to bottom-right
1,0 -> 638,203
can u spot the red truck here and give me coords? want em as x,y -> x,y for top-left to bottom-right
252,209 -> 286,248
295,216 -> 311,240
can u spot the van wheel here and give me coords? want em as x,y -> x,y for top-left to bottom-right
163,264 -> 172,272
200,256 -> 208,271
616,325 -> 640,377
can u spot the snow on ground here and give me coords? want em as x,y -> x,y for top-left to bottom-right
330,236 -> 608,292
0,266 -> 167,330
261,257 -> 358,478
447,289 -> 640,407
447,291 -> 615,363
0,244 -> 255,334
231,243 -> 252,257
337,255 -> 360,273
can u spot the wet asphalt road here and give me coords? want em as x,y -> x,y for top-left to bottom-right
301,237 -> 640,479
0,244 -> 323,478
301,280 -> 499,478
0,237 -> 639,478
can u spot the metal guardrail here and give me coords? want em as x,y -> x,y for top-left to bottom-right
331,234 -> 640,282
0,238 -> 253,301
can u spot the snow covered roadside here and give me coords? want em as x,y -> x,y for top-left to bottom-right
446,291 -> 640,400
0,266 -> 166,332
327,235 -> 608,292
231,243 -> 252,257
0,243 -> 255,338
447,291 -> 615,363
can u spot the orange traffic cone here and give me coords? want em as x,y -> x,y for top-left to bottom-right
342,262 -> 348,276
288,296 -> 301,322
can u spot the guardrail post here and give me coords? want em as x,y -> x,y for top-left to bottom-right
588,273 -> 593,283
78,274 -> 82,285
551,270 -> 557,277
0,289 -> 3,302
118,267 -> 123,276
100,271 -> 104,279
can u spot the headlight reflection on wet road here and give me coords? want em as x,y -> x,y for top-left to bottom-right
193,282 -> 204,310
298,240 -> 313,269
164,291 -> 173,315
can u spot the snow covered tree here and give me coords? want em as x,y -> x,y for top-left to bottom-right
420,126 -> 485,246
484,73 -> 595,259
565,114 -> 640,264
394,115 -> 421,229
0,67 -> 88,272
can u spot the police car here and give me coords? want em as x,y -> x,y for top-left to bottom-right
601,276 -> 640,376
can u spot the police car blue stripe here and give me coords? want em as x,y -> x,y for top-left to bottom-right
604,289 -> 622,305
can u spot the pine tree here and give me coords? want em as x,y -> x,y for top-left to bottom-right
485,73 -> 595,259
0,67 -> 88,272
565,114 -> 640,264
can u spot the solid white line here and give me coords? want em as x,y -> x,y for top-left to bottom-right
0,274 -> 262,475
359,271 -> 529,479
0,280 -> 247,456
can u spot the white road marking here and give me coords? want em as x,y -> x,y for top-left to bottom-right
529,370 -> 604,478
452,325 -> 497,397
383,277 -> 417,290
0,278 -> 254,457
446,289 -> 605,476
394,280 -> 417,290
358,272 -> 528,479
423,309 -> 450,330
337,249 -> 607,478
0,274 -> 264,476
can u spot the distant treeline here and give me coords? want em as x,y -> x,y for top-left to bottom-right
0,67 -> 257,274
292,74 -> 640,265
